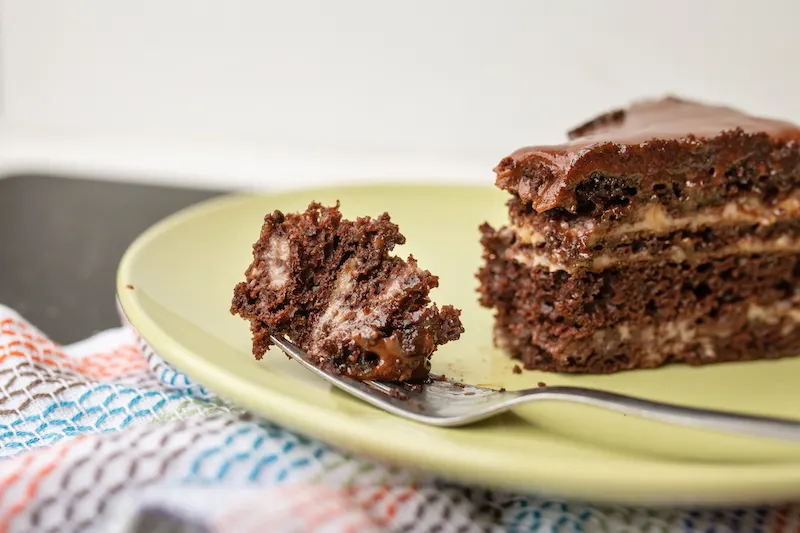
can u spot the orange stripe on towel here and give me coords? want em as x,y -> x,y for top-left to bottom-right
0,437 -> 82,533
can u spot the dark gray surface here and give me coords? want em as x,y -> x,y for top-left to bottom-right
0,175 -> 224,344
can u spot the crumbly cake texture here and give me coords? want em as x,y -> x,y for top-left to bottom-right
231,202 -> 463,382
478,96 -> 800,373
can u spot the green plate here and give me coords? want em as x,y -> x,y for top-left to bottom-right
117,184 -> 800,506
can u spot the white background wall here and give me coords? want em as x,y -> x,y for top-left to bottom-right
1,0 -> 799,190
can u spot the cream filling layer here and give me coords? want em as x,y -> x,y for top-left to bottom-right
311,258 -> 412,352
249,235 -> 291,289
265,236 -> 291,288
510,235 -> 800,272
611,195 -> 800,237
513,192 -> 800,245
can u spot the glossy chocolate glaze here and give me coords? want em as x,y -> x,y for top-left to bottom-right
495,97 -> 800,213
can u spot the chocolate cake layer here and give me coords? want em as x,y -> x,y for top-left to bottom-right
231,202 -> 463,382
495,97 -> 800,214
492,300 -> 800,374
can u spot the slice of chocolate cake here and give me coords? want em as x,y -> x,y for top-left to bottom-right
232,202 -> 463,382
478,96 -> 800,373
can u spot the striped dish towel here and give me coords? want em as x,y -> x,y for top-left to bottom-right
0,303 -> 797,533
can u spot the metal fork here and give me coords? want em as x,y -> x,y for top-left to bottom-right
271,335 -> 800,443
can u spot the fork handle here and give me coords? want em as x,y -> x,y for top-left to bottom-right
517,387 -> 800,443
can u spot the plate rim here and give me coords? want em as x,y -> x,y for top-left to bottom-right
116,184 -> 800,507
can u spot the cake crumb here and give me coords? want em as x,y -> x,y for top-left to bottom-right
512,364 -> 522,374
498,387 -> 506,392
464,391 -> 475,396
125,284 -> 135,290
389,389 -> 409,401
537,381 -> 547,388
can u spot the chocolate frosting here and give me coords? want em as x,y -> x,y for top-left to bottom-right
495,97 -> 800,213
